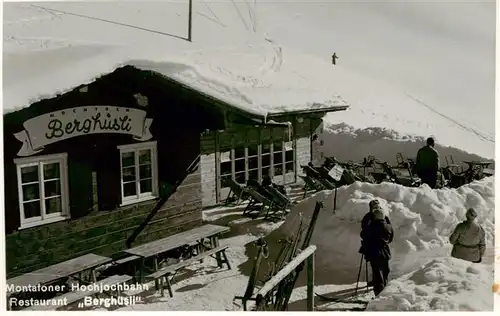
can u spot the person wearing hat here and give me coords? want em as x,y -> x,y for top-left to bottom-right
449,208 -> 486,263
415,137 -> 440,188
360,207 -> 394,296
359,199 -> 391,287
361,200 -> 391,235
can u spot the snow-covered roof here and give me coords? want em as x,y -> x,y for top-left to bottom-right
3,45 -> 349,119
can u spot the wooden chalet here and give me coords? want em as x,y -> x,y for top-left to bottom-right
3,64 -> 349,278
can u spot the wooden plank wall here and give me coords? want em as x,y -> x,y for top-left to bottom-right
3,67 -> 224,278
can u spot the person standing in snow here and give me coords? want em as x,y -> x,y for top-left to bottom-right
359,199 -> 391,287
360,207 -> 394,296
332,52 -> 339,65
449,208 -> 486,263
415,137 -> 440,189
310,134 -> 326,168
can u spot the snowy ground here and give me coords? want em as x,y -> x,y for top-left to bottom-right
3,1 -> 496,312
60,177 -> 495,312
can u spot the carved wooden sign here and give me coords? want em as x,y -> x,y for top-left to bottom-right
15,106 -> 153,156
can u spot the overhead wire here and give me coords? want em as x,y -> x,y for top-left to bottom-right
29,4 -> 188,41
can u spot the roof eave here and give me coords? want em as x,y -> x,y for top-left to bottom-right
145,68 -> 349,123
267,104 -> 350,118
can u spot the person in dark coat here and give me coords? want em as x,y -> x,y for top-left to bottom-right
360,207 -> 394,296
415,137 -> 440,188
360,200 -> 391,252
359,199 -> 392,286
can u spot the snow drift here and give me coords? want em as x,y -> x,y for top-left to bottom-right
366,257 -> 493,311
267,176 -> 494,286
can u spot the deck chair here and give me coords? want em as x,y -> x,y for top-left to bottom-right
224,178 -> 250,205
396,176 -> 421,187
243,187 -> 284,220
483,168 -> 494,177
301,164 -> 321,179
302,164 -> 336,190
263,186 -> 292,220
396,153 -> 405,167
299,175 -> 321,198
311,171 -> 336,190
369,171 -> 390,184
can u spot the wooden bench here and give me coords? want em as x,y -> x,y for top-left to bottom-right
23,274 -> 132,311
145,245 -> 231,297
7,253 -> 112,295
114,255 -> 141,265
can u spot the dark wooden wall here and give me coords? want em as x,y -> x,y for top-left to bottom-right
3,66 -> 224,277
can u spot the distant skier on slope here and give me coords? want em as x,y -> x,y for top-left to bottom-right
449,208 -> 486,263
415,137 -> 440,189
332,52 -> 339,65
360,207 -> 394,296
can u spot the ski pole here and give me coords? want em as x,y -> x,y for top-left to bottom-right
365,258 -> 369,294
354,253 -> 363,297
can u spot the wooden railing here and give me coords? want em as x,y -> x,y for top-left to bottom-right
254,245 -> 317,311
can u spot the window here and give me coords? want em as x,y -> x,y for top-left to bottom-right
14,153 -> 70,229
262,143 -> 271,179
273,142 -> 283,176
248,145 -> 259,181
217,128 -> 297,198
118,141 -> 158,205
270,140 -> 295,184
234,147 -> 246,184
220,151 -> 232,188
284,141 -> 295,174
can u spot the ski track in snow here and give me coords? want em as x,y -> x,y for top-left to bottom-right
264,38 -> 283,73
405,93 -> 494,143
230,0 -> 250,32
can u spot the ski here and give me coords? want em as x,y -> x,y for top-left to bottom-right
315,286 -> 372,303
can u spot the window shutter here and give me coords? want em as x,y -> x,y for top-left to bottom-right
68,157 -> 94,219
97,148 -> 121,211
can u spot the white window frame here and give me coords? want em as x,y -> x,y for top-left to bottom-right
118,141 -> 159,206
218,140 -> 297,185
14,153 -> 70,230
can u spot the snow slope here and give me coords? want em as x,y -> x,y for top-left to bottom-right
3,1 -> 495,158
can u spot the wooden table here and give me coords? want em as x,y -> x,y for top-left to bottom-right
7,253 -> 112,295
124,224 -> 230,282
463,161 -> 493,167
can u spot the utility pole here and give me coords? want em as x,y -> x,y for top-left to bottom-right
188,0 -> 193,42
